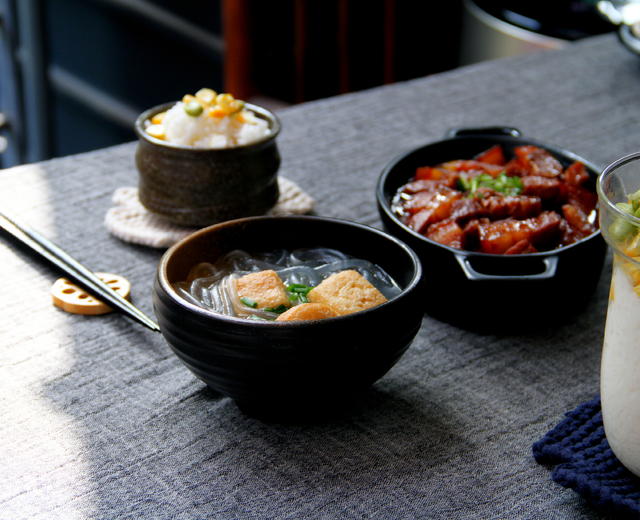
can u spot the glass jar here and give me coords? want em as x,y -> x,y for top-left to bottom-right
597,151 -> 640,477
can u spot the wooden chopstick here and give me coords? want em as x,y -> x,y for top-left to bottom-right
0,211 -> 161,333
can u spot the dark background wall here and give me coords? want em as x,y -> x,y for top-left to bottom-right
0,0 -> 613,167
1,0 -> 467,166
1,0 -> 225,165
46,0 -> 224,157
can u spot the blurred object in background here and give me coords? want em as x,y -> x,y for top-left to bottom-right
224,0 -> 463,105
0,1 -> 626,168
597,0 -> 640,24
0,0 -> 223,168
460,0 -> 615,65
1,0 -> 464,167
1,0 -> 31,167
601,0 -> 640,56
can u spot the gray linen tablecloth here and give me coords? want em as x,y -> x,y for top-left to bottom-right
1,33 -> 637,519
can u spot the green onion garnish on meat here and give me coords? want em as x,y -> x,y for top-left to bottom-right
458,172 -> 523,197
458,176 -> 471,192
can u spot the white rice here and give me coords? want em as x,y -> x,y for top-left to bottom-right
162,102 -> 271,148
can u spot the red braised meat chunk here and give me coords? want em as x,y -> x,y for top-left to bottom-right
439,160 -> 504,178
402,185 -> 462,215
479,194 -> 542,220
414,166 -> 459,188
404,187 -> 463,233
477,211 -> 562,254
559,220 -> 578,246
562,204 -> 596,239
450,198 -> 483,223
560,183 -> 598,215
504,157 -> 529,177
473,145 -> 506,166
425,219 -> 464,249
504,240 -> 537,255
513,145 -> 563,178
402,179 -> 449,194
521,176 -> 561,201
562,161 -> 589,187
462,219 -> 481,250
526,211 -> 563,249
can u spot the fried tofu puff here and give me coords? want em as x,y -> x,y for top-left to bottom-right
308,269 -> 387,316
234,270 -> 290,310
235,268 -> 387,320
275,302 -> 338,322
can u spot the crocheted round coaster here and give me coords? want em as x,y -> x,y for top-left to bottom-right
104,177 -> 315,248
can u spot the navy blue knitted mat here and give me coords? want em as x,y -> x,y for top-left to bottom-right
533,396 -> 640,518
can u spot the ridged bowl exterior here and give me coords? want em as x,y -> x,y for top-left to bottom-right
154,216 -> 423,409
135,102 -> 280,227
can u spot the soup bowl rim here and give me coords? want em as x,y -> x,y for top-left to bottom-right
156,214 -> 424,328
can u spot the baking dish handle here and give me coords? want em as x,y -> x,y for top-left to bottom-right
445,127 -> 522,139
454,254 -> 559,281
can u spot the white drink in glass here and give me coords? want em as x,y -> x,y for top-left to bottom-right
601,254 -> 640,476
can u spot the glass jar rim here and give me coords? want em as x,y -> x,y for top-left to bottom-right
597,150 -> 640,225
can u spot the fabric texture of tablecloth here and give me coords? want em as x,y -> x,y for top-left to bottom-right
3,34 -> 640,519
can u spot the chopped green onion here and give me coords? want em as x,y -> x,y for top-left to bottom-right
264,304 -> 288,314
457,176 -> 471,191
460,171 -> 522,197
287,283 -> 313,293
286,283 -> 313,304
470,176 -> 479,194
240,297 -> 258,308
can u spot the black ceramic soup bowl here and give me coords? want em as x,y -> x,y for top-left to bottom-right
376,127 -> 607,331
154,215 -> 423,414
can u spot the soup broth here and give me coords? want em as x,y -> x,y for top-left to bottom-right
174,248 -> 401,321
